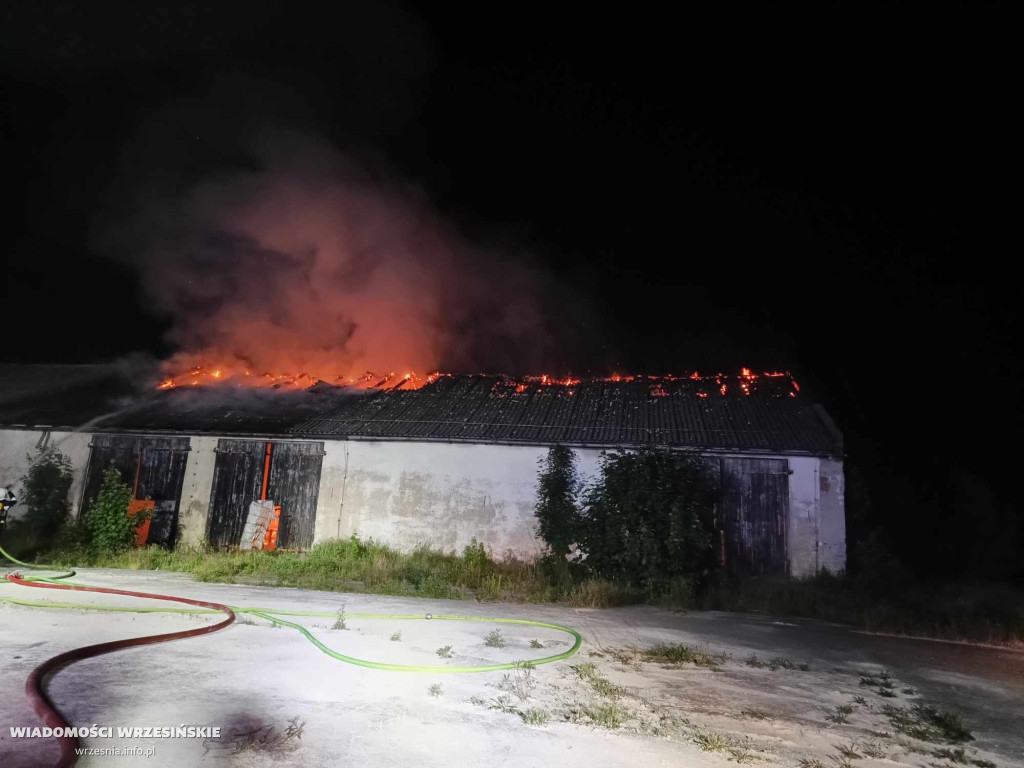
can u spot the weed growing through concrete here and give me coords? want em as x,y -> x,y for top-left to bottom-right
520,708 -> 548,726
530,639 -> 544,648
427,683 -> 443,697
390,631 -> 402,641
570,662 -> 625,698
797,760 -> 826,768
436,645 -> 454,659
729,748 -> 756,764
484,629 -> 506,648
833,742 -> 862,760
693,730 -> 729,752
332,604 -> 347,630
488,694 -> 518,714
859,740 -> 888,759
572,662 -> 598,680
881,703 -> 973,744
859,670 -> 895,692
826,704 -> 854,724
583,702 -> 626,729
207,716 -> 306,756
491,663 -> 535,702
741,709 -> 770,720
639,643 -> 725,668
608,647 -> 644,670
853,695 -> 870,707
590,677 -> 625,699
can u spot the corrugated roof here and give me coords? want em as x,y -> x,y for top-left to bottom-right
0,366 -> 840,454
293,375 -> 841,455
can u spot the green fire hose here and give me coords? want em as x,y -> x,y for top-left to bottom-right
0,542 -> 582,673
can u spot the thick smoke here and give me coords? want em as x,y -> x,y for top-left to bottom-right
101,129 -> 554,383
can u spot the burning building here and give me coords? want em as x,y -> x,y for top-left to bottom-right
0,365 -> 845,576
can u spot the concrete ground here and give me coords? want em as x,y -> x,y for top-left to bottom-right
1,568 -> 1022,768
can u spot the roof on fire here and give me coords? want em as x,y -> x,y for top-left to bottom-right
293,374 -> 842,455
0,366 -> 842,455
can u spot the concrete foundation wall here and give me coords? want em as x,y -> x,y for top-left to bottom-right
0,429 -> 93,520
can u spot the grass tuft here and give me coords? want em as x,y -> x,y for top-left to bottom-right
694,730 -> 729,752
826,704 -> 854,724
484,629 -> 506,648
520,708 -> 548,726
639,643 -> 726,668
881,703 -> 973,744
584,702 -> 626,729
435,645 -> 454,659
427,683 -> 442,697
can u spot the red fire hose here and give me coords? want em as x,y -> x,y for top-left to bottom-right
6,573 -> 235,768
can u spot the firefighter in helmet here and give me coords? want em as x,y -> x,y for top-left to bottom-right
0,484 -> 17,531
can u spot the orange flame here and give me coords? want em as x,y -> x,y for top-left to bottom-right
152,365 -> 800,400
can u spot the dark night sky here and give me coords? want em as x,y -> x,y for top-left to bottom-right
2,4 -> 1019,576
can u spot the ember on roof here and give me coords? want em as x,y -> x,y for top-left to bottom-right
0,366 -> 833,454
293,373 -> 836,454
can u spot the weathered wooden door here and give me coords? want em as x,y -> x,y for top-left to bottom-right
207,439 -> 324,549
207,440 -> 265,548
82,435 -> 190,547
267,442 -> 324,549
719,458 -> 789,576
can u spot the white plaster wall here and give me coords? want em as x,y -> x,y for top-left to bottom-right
786,455 -> 820,577
0,428 -> 93,519
818,458 -> 846,572
314,440 -> 846,573
177,436 -> 219,547
314,440 -> 604,558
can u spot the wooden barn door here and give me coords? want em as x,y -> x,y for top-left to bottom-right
207,440 -> 324,549
266,442 -> 323,550
207,440 -> 265,548
720,458 -> 789,576
81,435 -> 190,547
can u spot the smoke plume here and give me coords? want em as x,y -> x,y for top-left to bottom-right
100,128 -> 555,384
